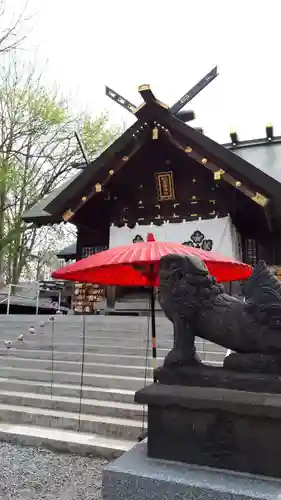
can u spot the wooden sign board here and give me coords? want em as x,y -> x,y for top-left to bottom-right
155,172 -> 175,201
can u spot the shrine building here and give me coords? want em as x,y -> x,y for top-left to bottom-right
23,68 -> 281,308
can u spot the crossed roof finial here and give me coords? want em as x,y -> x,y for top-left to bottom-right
105,66 -> 218,122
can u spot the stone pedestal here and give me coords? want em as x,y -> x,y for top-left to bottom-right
135,383 -> 281,479
103,441 -> 281,500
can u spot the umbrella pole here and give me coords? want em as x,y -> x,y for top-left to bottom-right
150,286 -> 157,383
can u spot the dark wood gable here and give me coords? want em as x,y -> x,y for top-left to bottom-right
42,96 -> 277,240
73,138 -> 224,227
23,72 -> 281,265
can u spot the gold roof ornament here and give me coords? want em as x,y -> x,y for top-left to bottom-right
252,192 -> 269,207
62,209 -> 74,222
152,127 -> 158,140
214,169 -> 225,180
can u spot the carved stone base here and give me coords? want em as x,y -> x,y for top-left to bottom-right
224,352 -> 281,374
135,383 -> 281,478
155,364 -> 281,393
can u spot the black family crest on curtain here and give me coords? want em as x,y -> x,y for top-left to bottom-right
183,230 -> 213,251
133,234 -> 144,243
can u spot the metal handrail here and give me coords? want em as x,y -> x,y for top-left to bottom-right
2,281 -> 62,316
5,282 -> 40,316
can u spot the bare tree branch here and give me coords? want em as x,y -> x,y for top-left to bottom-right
0,0 -> 30,54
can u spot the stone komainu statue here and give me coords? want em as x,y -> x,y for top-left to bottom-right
159,254 -> 281,371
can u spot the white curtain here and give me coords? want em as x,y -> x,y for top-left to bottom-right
109,215 -> 241,260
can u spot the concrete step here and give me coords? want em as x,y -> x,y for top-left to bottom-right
2,340 -> 225,356
0,348 -> 162,365
0,351 -> 223,377
0,327 -> 172,339
0,347 -> 226,363
0,332 -> 226,354
116,302 -> 161,309
0,335 -> 174,347
0,390 -> 143,419
0,403 -> 146,440
0,366 -> 149,389
0,314 -> 226,459
0,343 -> 226,360
0,342 -> 171,355
0,324 -> 173,335
0,314 -> 164,331
0,422 -> 135,459
0,314 -> 162,322
0,378 -> 135,402
0,325 -> 168,334
0,356 -> 155,377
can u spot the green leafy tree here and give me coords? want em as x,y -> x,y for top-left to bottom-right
0,58 -> 122,284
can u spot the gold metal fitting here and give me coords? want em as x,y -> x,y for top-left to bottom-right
184,147 -> 192,153
252,192 -> 269,207
109,169 -> 114,175
62,209 -> 74,222
214,169 -> 225,180
201,158 -> 208,164
152,127 -> 158,140
138,84 -> 151,91
95,183 -> 102,192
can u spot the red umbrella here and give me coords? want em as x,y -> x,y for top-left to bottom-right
53,234 -> 252,381
53,233 -> 251,285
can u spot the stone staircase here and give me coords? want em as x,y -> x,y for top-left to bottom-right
0,315 -> 226,458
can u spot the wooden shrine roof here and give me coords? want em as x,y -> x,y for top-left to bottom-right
23,98 -> 281,227
56,242 -> 77,260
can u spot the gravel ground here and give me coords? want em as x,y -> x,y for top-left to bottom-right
0,443 -> 107,500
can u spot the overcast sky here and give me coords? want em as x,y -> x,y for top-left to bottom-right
10,0 -> 281,143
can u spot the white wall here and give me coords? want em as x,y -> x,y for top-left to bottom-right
109,215 -> 241,260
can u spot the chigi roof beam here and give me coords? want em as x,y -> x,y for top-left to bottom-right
137,84 -> 157,103
105,66 -> 218,121
105,86 -> 137,115
170,66 -> 218,115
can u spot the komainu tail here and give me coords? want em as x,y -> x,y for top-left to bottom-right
244,261 -> 281,328
244,261 -> 281,305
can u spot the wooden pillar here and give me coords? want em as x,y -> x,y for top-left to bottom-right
106,285 -> 116,309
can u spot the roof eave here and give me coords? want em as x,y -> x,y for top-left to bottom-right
223,135 -> 281,150
44,102 -> 171,217
163,114 -> 281,201
44,120 -> 145,216
22,214 -> 62,225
